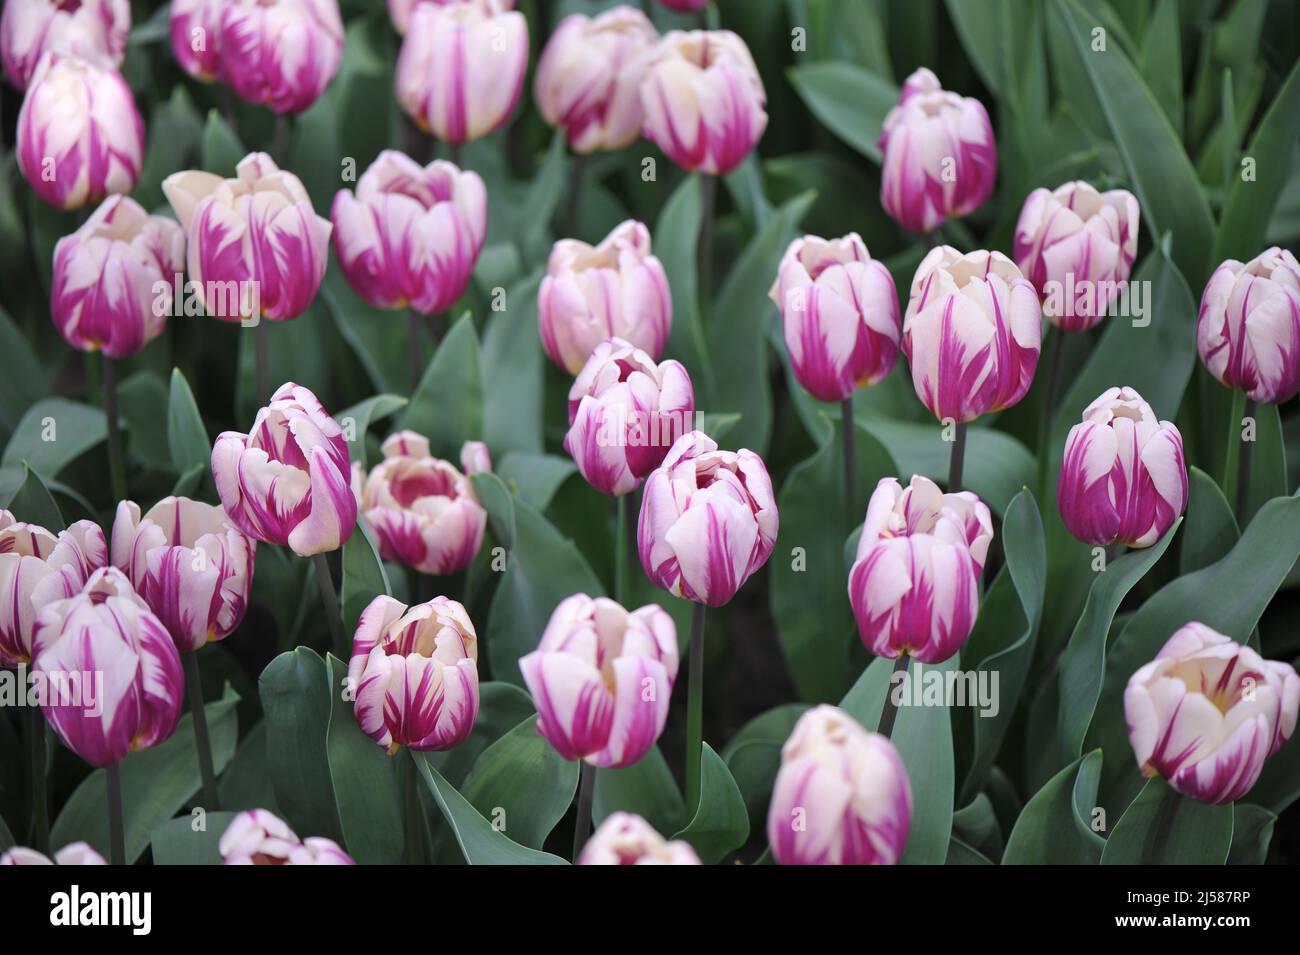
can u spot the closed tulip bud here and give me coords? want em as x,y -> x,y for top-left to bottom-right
51,196 -> 184,359
539,220 -> 672,374
388,0 -> 516,36
170,0 -> 224,82
163,153 -> 332,323
395,0 -> 529,145
847,476 -> 992,664
535,7 -> 658,154
219,809 -> 355,864
902,246 -> 1041,423
1013,181 -> 1140,332
520,594 -> 677,767
349,595 -> 479,753
565,338 -> 694,497
32,567 -> 184,768
356,432 -> 487,576
0,842 -> 107,865
1196,248 -> 1300,406
211,383 -> 357,556
1058,386 -> 1187,549
767,705 -> 911,866
111,498 -> 256,653
769,233 -> 901,403
578,813 -> 701,865
17,54 -> 144,210
0,511 -> 107,669
332,151 -> 487,314
639,431 -> 778,607
640,29 -> 766,175
219,0 -> 342,114
878,68 -> 996,234
459,440 -> 491,476
1,0 -> 128,88
1126,622 -> 1299,805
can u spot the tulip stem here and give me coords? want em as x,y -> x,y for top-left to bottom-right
106,762 -> 125,865
614,494 -> 629,605
449,141 -> 462,168
1236,398 -> 1257,523
684,602 -> 707,812
572,761 -> 596,862
312,554 -> 347,658
183,651 -> 220,811
24,707 -> 48,853
102,357 -> 127,503
400,749 -> 426,864
877,655 -> 910,740
274,113 -> 291,166
254,319 -> 270,401
841,398 -> 857,515
698,173 -> 716,313
948,421 -> 967,493
409,310 -> 424,393
566,153 -> 586,237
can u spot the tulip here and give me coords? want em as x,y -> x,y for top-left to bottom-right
877,67 -> 996,234
349,595 -> 479,752
640,29 -> 767,175
355,432 -> 487,576
331,151 -> 487,315
0,511 -> 107,669
1058,386 -> 1187,549
16,54 -> 144,210
395,0 -> 529,145
163,153 -> 332,324
0,0 -> 128,89
847,475 -> 992,664
535,7 -> 658,154
578,812 -> 701,865
31,567 -> 184,769
1196,248 -> 1300,406
50,196 -> 184,359
520,595 -> 677,768
1013,181 -> 1140,333
639,431 -> 778,607
388,0 -> 516,36
565,339 -> 695,497
902,246 -> 1041,424
218,0 -> 343,114
0,842 -> 106,865
169,0 -> 224,82
219,809 -> 355,864
539,220 -> 672,374
1125,622 -> 1299,805
460,440 -> 491,476
768,232 -> 901,403
659,0 -> 711,10
767,705 -> 912,865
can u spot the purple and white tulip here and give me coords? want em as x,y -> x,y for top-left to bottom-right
460,440 -> 491,476
638,431 -> 778,607
847,476 -> 993,665
219,809 -> 354,864
1125,622 -> 1299,806
539,219 -> 672,375
169,0 -> 224,81
387,0 -> 516,36
1,0 -> 128,88
902,246 -> 1042,423
520,594 -> 678,768
767,705 -> 912,866
219,0 -> 343,114
565,338 -> 695,497
658,0 -> 712,9
877,68 -> 996,235
768,232 -> 901,403
211,382 -> 357,556
1196,248 -> 1300,406
0,842 -> 107,865
578,812 -> 701,865
1058,386 -> 1187,549
331,151 -> 487,315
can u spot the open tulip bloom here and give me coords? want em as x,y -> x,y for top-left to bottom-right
220,809 -> 354,864
578,812 -> 700,865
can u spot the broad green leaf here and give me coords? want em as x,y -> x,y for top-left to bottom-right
167,368 -> 209,477
1137,0 -> 1183,138
951,793 -> 1003,862
1227,803 -> 1275,865
495,452 -> 576,512
946,837 -> 994,865
671,743 -> 749,864
3,464 -> 64,531
786,62 -> 898,162
593,746 -> 687,837
0,306 -> 47,436
199,110 -> 246,174
1180,467 -> 1238,574
423,681 -> 536,789
1003,750 -> 1105,864
118,371 -> 170,468
403,313 -> 482,459
722,703 -> 810,835
1100,778 -> 1233,864
320,270 -> 405,395
217,721 -> 279,813
150,811 -> 235,865
2,398 -> 107,478
481,272 -> 544,457
471,470 -> 516,549
135,87 -> 203,210
655,175 -> 711,392
341,519 -> 393,645
335,394 -> 407,469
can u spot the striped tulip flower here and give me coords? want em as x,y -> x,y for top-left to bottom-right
395,0 -> 529,145
539,219 -> 672,374
331,151 -> 487,315
169,0 -> 224,81
638,431 -> 778,607
1014,181 -> 1140,332
768,232 -> 901,403
565,338 -> 695,497
520,594 -> 678,768
902,246 -> 1042,423
847,475 -> 992,664
0,512 -> 106,669
111,498 -> 256,654
348,595 -> 479,753
578,813 -> 701,865
1058,386 -> 1187,549
1125,622 -> 1299,806
219,810 -> 354,865
1196,248 -> 1300,406
640,29 -> 767,175
388,0 -> 516,36
31,567 -> 184,769
17,53 -> 144,210
0,842 -> 106,865
460,440 -> 491,476
219,0 -> 343,114
51,196 -> 184,359
211,383 -> 357,556
355,432 -> 487,577
877,68 -> 996,235
767,705 -> 912,866
0,0 -> 128,88
163,153 -> 332,324
535,6 -> 658,154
